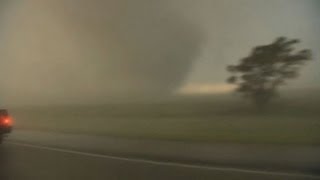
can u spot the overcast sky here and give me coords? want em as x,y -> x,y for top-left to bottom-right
0,0 -> 319,105
175,0 -> 320,94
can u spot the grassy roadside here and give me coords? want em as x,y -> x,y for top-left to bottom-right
9,97 -> 320,145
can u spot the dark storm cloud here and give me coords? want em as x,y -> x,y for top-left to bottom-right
0,0 -> 203,105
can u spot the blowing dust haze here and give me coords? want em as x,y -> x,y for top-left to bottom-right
0,0 -> 319,105
0,0 -> 203,105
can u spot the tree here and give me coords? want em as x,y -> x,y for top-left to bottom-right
227,37 -> 312,110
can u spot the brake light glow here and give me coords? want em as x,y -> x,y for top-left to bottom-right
2,117 -> 12,126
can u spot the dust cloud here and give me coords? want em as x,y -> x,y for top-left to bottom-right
0,0 -> 203,105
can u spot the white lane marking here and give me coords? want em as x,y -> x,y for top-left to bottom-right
7,141 -> 320,179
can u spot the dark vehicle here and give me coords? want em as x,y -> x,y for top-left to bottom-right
0,109 -> 12,144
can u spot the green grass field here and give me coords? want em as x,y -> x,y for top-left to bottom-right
9,94 -> 320,145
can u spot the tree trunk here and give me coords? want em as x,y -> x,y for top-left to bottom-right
253,92 -> 270,113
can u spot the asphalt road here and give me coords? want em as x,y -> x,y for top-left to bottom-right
0,130 -> 319,180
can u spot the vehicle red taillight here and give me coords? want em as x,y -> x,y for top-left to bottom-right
1,117 -> 12,126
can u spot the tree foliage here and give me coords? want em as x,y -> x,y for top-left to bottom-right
227,37 -> 312,109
